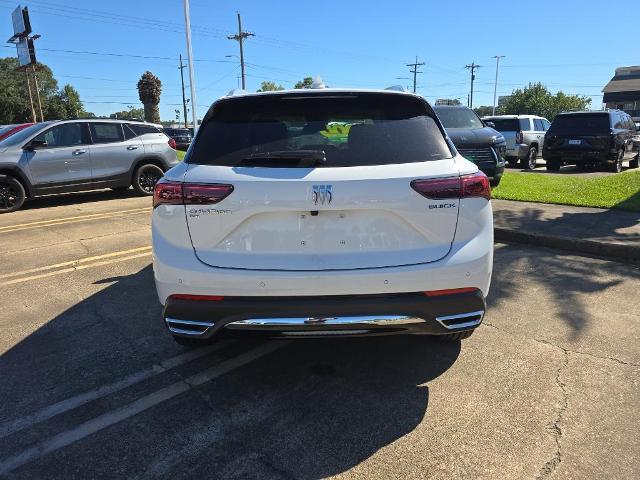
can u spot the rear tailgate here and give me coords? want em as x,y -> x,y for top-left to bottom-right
184,160 -> 460,271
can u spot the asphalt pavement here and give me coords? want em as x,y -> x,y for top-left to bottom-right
0,191 -> 638,479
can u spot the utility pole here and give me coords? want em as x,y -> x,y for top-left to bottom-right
182,0 -> 199,133
406,56 -> 425,93
465,62 -> 480,109
178,54 -> 188,128
227,13 -> 254,90
492,55 -> 505,115
24,69 -> 36,123
31,64 -> 44,122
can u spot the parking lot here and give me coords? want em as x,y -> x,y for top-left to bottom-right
1,192 -> 638,479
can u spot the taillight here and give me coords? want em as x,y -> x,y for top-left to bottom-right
411,172 -> 490,201
169,294 -> 225,302
153,181 -> 234,208
424,287 -> 480,297
168,138 -> 177,149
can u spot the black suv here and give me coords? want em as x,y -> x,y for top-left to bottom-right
163,127 -> 192,151
433,105 -> 506,186
543,110 -> 639,172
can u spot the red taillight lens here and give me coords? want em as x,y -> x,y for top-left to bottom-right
153,182 -> 234,208
183,184 -> 234,205
169,294 -> 225,301
168,138 -> 177,149
153,181 -> 183,207
411,172 -> 490,201
424,287 -> 480,297
460,171 -> 491,200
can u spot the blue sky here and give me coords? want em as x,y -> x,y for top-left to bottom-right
1,0 -> 638,121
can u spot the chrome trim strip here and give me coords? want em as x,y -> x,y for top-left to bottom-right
167,326 -> 208,336
165,318 -> 214,327
226,315 -> 418,327
282,330 -> 369,336
435,310 -> 484,330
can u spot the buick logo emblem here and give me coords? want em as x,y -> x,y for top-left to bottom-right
312,185 -> 333,205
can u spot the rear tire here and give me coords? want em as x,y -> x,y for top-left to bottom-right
629,153 -> 639,169
546,161 -> 560,171
489,178 -> 501,188
524,146 -> 537,170
608,150 -> 623,173
437,330 -> 475,342
133,164 -> 164,196
0,175 -> 26,213
172,335 -> 208,347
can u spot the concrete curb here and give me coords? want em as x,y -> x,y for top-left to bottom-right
494,227 -> 640,262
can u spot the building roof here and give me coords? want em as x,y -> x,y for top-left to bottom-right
602,66 -> 640,93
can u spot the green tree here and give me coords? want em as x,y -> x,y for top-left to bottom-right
294,77 -> 314,89
499,82 -> 591,120
46,84 -> 87,119
473,106 -> 494,118
256,81 -> 284,92
109,107 -> 145,120
137,71 -> 162,123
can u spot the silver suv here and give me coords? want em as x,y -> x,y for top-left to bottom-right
0,119 -> 179,212
482,115 -> 550,169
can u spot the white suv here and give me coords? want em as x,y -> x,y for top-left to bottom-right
152,89 -> 493,346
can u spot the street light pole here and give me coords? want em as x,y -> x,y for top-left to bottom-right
492,55 -> 505,115
182,0 -> 199,133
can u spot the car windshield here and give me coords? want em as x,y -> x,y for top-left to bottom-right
549,114 -> 610,135
434,108 -> 484,129
0,122 -> 52,147
486,118 -> 520,132
188,93 -> 452,167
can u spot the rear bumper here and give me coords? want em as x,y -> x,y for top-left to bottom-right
542,149 -> 612,164
506,144 -> 529,159
163,290 -> 486,339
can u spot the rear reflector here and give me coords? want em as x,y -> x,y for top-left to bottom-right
153,181 -> 234,208
411,172 -> 490,201
424,287 -> 480,297
169,294 -> 225,302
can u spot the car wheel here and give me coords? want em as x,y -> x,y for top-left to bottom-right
489,178 -> 500,188
0,175 -> 26,213
629,153 -> 639,169
133,164 -> 164,196
609,150 -> 623,173
525,146 -> 537,170
546,161 -> 560,171
437,330 -> 475,342
110,186 -> 130,192
172,335 -> 208,347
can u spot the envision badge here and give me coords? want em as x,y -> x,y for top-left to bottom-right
312,185 -> 333,205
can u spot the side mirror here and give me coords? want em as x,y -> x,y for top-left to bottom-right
484,121 -> 495,128
24,139 -> 47,151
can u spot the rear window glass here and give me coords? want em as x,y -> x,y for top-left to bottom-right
433,107 -> 483,129
549,114 -> 610,135
130,124 -> 162,136
90,123 -> 124,143
188,93 -> 452,167
519,118 -> 531,130
487,119 -> 520,132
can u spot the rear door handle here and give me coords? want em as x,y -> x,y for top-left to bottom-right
72,149 -> 86,156
127,145 -> 139,151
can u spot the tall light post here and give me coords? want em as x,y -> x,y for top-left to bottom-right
182,0 -> 199,133
492,55 -> 505,115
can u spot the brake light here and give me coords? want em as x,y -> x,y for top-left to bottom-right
169,294 -> 225,301
153,181 -> 234,208
424,287 -> 479,297
411,172 -> 490,201
168,138 -> 177,149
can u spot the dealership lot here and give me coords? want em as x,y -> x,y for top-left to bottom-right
0,193 -> 639,479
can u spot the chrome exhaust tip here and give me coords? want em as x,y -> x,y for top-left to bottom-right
165,317 -> 214,336
435,311 -> 484,330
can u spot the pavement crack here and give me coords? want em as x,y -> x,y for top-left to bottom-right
536,347 -> 569,480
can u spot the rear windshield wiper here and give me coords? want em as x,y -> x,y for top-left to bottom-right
238,150 -> 326,168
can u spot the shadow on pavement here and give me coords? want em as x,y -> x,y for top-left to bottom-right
21,188 -> 145,211
1,265 -> 460,478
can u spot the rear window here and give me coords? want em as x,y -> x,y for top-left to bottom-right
433,107 -> 483,129
130,124 -> 162,136
487,119 -> 520,132
549,114 -> 610,135
188,93 -> 452,167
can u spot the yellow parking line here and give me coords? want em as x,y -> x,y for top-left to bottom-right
0,246 -> 152,280
0,208 -> 151,233
0,250 -> 152,287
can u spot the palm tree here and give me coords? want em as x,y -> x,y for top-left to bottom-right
137,71 -> 162,123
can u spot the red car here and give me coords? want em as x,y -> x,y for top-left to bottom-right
0,123 -> 34,142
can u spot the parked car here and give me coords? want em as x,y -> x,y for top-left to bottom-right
543,110 -> 639,172
432,105 -> 505,186
153,88 -> 494,346
0,123 -> 34,142
0,119 -> 179,213
164,127 -> 192,151
481,115 -> 550,170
